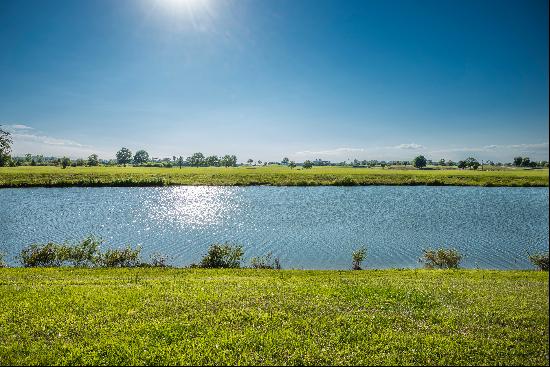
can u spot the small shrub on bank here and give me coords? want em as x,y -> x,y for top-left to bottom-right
0,251 -> 6,268
334,176 -> 357,186
20,237 -> 102,267
19,238 -> 144,268
529,252 -> 549,271
99,246 -> 142,267
66,236 -> 102,267
149,252 -> 169,267
352,247 -> 367,270
198,244 -> 244,268
420,248 -> 462,269
20,242 -> 66,267
250,252 -> 281,269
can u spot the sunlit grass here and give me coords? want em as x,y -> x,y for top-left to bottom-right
0,166 -> 547,187
0,268 -> 547,365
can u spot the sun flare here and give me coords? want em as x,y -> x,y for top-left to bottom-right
156,0 -> 210,12
150,0 -> 215,29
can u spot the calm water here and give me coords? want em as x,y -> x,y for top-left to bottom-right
0,186 -> 548,269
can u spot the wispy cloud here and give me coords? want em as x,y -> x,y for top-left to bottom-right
295,144 -> 427,156
507,142 -> 549,150
291,141 -> 548,161
1,123 -> 33,132
430,142 -> 549,154
394,143 -> 425,150
2,123 -> 105,158
12,132 -> 90,148
10,124 -> 33,130
295,147 -> 365,156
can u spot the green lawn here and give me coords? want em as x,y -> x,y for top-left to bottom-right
0,268 -> 547,365
0,165 -> 547,187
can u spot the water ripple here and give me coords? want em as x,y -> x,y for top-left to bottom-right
0,186 -> 547,269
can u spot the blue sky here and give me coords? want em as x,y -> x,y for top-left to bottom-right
1,0 -> 548,162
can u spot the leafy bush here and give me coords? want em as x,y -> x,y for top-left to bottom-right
99,246 -> 142,268
250,252 -> 281,269
198,244 -> 244,268
149,252 -> 169,267
420,248 -> 462,269
528,252 -> 549,271
19,237 -> 101,267
334,176 -> 357,186
352,247 -> 367,270
66,236 -> 101,267
0,251 -> 6,268
20,242 -> 66,267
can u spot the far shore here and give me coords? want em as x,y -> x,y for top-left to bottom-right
0,165 -> 548,188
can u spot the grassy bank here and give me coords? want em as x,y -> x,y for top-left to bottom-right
0,166 -> 548,187
0,268 -> 547,365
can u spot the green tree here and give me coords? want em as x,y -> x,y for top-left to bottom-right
186,152 -> 205,167
281,157 -> 289,165
177,156 -> 184,169
521,157 -> 531,167
87,154 -> 99,166
116,147 -> 132,166
247,159 -> 253,165
457,160 -> 466,169
133,150 -> 149,165
303,160 -> 313,169
205,155 -> 219,167
352,247 -> 367,270
513,156 -> 523,167
412,155 -> 427,169
60,157 -> 71,169
438,158 -> 446,166
465,157 -> 480,170
0,126 -> 11,166
220,155 -> 237,167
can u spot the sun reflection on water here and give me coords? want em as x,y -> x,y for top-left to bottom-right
144,186 -> 240,228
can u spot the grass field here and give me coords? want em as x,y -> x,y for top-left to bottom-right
0,268 -> 547,366
0,165 -> 547,187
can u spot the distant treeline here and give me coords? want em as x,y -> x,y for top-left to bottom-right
1,126 -> 548,169
3,151 -> 549,170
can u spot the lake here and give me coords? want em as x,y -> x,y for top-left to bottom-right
0,186 -> 548,269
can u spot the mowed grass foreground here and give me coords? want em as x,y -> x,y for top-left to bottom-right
0,269 -> 548,365
0,166 -> 548,187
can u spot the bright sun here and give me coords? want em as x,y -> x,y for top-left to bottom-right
147,0 -> 217,32
158,0 -> 209,11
